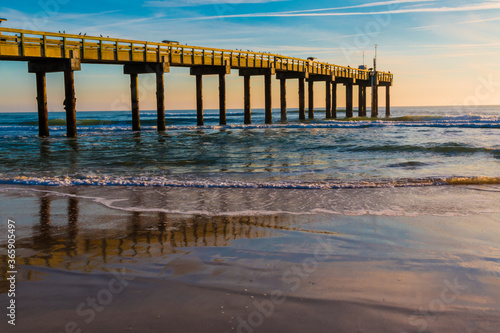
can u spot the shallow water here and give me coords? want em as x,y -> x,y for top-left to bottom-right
0,106 -> 499,188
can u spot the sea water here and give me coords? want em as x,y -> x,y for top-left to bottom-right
0,106 -> 498,189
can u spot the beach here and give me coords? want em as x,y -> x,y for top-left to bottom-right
0,106 -> 499,332
1,184 -> 500,332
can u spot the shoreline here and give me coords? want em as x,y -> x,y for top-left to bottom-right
1,184 -> 500,332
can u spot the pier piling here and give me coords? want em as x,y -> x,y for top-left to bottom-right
308,80 -> 314,119
345,81 -> 353,118
196,74 -> 203,126
280,78 -> 286,121
35,72 -> 49,137
219,73 -> 226,125
64,70 -> 77,138
385,86 -> 390,117
156,72 -> 166,131
265,73 -> 272,124
332,82 -> 337,119
244,75 -> 251,124
325,81 -> 332,119
371,85 -> 378,118
299,78 -> 305,120
130,73 -> 140,131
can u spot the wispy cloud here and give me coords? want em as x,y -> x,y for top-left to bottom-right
410,16 -> 500,30
145,0 -> 287,7
180,1 -> 500,20
273,0 -> 435,15
410,42 -> 500,49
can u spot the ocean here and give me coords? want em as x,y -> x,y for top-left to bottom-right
1,105 -> 500,332
0,105 -> 499,189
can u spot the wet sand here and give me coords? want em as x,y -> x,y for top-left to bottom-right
1,185 -> 500,332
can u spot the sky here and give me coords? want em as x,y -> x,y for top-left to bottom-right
0,0 -> 500,112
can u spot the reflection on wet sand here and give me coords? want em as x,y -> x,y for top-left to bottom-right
0,189 -> 311,286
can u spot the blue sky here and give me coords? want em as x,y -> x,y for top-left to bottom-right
1,0 -> 500,111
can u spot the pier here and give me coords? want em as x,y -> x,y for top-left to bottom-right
0,26 -> 393,137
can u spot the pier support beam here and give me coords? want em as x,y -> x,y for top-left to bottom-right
299,78 -> 305,120
325,81 -> 332,119
264,73 -> 272,124
35,72 -> 49,137
190,64 -> 231,126
239,67 -> 275,125
280,78 -> 286,121
124,60 -> 170,131
385,85 -> 390,118
244,75 -> 251,124
29,56 -> 81,138
276,71 -> 308,122
130,73 -> 140,131
332,82 -> 337,119
371,85 -> 378,118
371,72 -> 379,118
196,74 -> 203,126
156,72 -> 166,131
308,80 -> 314,119
64,70 -> 77,137
345,82 -> 353,118
219,74 -> 226,125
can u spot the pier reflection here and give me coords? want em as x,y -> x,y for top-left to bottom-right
0,189 -> 301,286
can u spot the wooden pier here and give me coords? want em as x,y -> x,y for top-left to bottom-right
0,27 -> 393,137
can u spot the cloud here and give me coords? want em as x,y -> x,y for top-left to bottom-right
275,0 -> 435,15
145,0 -> 287,7
179,1 -> 500,20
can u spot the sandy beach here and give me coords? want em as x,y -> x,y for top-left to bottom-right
1,184 -> 499,332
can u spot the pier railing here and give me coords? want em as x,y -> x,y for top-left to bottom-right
0,27 -> 392,83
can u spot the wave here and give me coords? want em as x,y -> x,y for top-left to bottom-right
1,175 -> 499,189
10,113 -> 500,130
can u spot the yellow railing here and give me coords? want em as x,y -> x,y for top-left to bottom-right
0,27 -> 393,83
